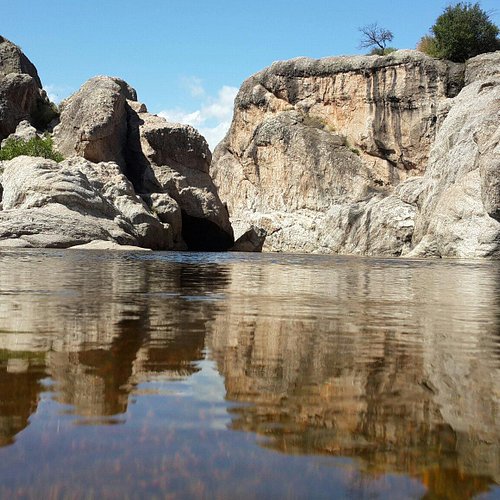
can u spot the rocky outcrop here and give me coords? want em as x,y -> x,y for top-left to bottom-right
50,76 -> 233,250
0,156 -> 171,248
408,52 -> 500,258
0,37 -> 233,251
212,50 -> 500,257
126,104 -> 234,250
0,36 -> 55,140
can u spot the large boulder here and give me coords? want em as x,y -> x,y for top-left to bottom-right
53,76 -> 136,164
0,73 -> 41,140
0,156 -> 171,249
212,50 -> 460,254
0,35 -> 42,87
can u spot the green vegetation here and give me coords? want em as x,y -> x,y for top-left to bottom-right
418,2 -> 500,62
416,35 -> 440,57
369,46 -> 397,56
0,135 -> 64,162
359,23 -> 395,55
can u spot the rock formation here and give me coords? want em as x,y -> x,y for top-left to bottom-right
0,36 -> 233,251
212,50 -> 500,257
408,52 -> 500,257
0,36 -> 56,141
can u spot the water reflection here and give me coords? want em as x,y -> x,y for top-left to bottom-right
0,250 -> 228,435
206,257 -> 500,497
0,250 -> 498,498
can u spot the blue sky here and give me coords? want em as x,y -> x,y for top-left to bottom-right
2,0 -> 499,148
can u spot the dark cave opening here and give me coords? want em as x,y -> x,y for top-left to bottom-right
181,211 -> 234,252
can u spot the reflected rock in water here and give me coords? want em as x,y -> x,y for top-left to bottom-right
0,352 -> 46,446
206,259 -> 500,496
0,250 -> 229,438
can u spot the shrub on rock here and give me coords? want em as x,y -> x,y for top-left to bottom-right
0,135 -> 63,162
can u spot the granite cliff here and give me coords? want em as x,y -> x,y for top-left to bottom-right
0,36 -> 233,251
212,50 -> 500,257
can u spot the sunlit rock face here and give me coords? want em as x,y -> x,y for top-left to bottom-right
212,50 -> 463,254
212,50 -> 500,257
0,38 -> 234,251
409,51 -> 500,258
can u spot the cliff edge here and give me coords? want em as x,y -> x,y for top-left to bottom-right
212,50 -> 500,257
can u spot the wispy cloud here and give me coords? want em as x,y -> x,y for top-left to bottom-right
159,83 -> 238,150
182,76 -> 206,98
43,84 -> 74,104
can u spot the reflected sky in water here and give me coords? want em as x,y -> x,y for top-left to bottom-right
0,249 -> 499,499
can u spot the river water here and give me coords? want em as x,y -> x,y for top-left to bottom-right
0,249 -> 498,499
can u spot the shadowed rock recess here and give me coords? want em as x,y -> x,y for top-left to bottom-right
0,37 -> 233,251
212,50 -> 500,257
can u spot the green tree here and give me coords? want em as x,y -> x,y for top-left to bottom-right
422,2 -> 500,62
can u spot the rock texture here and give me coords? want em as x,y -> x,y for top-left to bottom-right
408,52 -> 500,258
0,37 -> 233,251
0,36 -> 54,141
212,50 -> 500,257
50,76 -> 233,250
1,120 -> 38,146
0,156 -> 171,249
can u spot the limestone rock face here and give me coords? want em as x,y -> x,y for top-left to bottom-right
53,76 -> 134,164
0,156 -> 171,249
212,49 -> 500,257
213,50 -> 458,254
409,52 -> 500,258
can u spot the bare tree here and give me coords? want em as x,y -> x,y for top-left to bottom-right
358,23 -> 394,52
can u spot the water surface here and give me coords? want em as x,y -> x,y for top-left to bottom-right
0,250 -> 499,499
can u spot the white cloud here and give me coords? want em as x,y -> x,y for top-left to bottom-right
159,84 -> 238,150
43,84 -> 74,104
181,76 -> 205,98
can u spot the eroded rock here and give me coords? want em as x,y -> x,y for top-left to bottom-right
0,156 -> 171,249
0,36 -> 56,140
409,52 -> 500,258
53,76 -> 135,164
127,107 -> 234,250
212,49 -> 500,257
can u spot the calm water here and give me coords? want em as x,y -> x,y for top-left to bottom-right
0,250 -> 499,499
